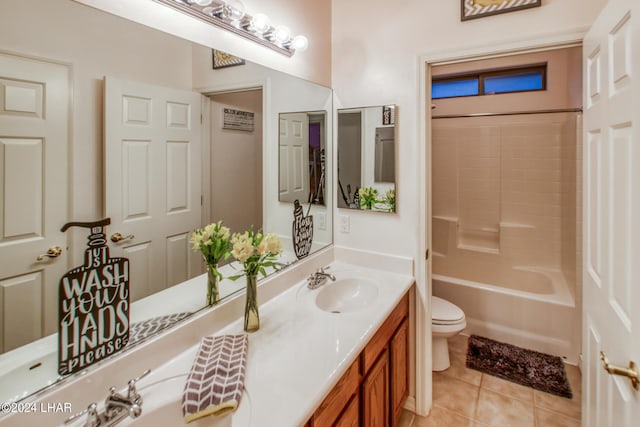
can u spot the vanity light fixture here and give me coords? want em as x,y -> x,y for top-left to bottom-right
153,0 -> 308,57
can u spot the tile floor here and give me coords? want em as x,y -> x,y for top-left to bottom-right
399,334 -> 582,427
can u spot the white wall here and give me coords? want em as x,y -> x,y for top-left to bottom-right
72,0 -> 332,86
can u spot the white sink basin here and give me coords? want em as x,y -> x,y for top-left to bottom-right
315,278 -> 379,314
119,375 -> 251,427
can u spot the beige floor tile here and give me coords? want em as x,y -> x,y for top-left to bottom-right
433,373 -> 480,418
535,407 -> 581,427
414,405 -> 475,427
440,348 -> 483,386
397,409 -> 415,427
533,389 -> 581,420
475,388 -> 535,427
449,333 -> 470,356
480,374 -> 534,403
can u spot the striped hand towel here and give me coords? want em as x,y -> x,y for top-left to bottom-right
182,334 -> 248,423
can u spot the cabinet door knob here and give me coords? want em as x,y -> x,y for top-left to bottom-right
36,246 -> 63,261
110,232 -> 135,243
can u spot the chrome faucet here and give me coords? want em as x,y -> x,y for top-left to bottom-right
65,369 -> 150,427
307,266 -> 336,289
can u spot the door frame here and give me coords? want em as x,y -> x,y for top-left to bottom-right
416,28 -> 588,416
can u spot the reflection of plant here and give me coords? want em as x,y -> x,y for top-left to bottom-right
191,221 -> 232,279
359,187 -> 379,210
230,228 -> 283,278
383,189 -> 395,212
191,221 -> 233,306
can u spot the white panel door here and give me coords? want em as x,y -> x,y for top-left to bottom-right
582,0 -> 640,425
279,112 -> 310,203
104,77 -> 202,302
0,53 -> 69,352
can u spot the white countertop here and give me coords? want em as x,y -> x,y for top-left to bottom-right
131,261 -> 414,427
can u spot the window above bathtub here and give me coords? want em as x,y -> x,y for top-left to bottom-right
432,64 -> 547,99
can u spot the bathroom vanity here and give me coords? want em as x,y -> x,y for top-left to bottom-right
306,292 -> 409,427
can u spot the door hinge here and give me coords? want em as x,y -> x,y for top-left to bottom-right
201,195 -> 203,206
425,249 -> 430,260
200,114 -> 203,124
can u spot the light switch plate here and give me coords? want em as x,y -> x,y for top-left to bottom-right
339,215 -> 350,233
317,212 -> 326,230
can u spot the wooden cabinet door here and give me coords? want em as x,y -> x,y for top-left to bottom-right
362,348 -> 389,427
390,318 -> 409,426
311,360 -> 360,427
334,394 -> 359,427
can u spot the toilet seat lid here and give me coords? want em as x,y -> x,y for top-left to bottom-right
432,296 -> 465,324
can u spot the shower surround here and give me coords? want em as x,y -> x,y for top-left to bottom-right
431,112 -> 582,362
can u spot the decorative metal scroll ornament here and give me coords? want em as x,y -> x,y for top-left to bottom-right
58,218 -> 130,375
292,200 -> 313,259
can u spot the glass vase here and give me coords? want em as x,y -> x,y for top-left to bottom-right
206,265 -> 220,306
244,275 -> 260,332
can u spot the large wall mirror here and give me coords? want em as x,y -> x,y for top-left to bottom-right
337,105 -> 396,213
0,0 -> 332,406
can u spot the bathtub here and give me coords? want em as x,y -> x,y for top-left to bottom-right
432,267 -> 579,364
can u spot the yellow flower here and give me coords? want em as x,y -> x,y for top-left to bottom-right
259,233 -> 283,255
231,232 -> 254,263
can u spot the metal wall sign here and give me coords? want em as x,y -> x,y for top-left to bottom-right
58,219 -> 130,375
223,108 -> 254,132
292,200 -> 313,259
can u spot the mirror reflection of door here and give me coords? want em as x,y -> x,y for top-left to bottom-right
0,53 -> 70,352
104,76 -> 203,302
279,112 -> 310,204
278,111 -> 328,206
374,127 -> 395,183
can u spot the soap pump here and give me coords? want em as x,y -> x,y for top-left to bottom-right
58,218 -> 130,375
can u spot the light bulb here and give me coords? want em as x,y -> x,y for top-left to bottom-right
250,13 -> 270,34
273,25 -> 291,45
291,35 -> 308,51
193,0 -> 213,6
223,0 -> 245,22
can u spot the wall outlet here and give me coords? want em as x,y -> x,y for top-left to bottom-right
340,215 -> 350,233
316,212 -> 326,230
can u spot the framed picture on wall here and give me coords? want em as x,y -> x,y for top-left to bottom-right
461,0 -> 541,21
212,49 -> 246,69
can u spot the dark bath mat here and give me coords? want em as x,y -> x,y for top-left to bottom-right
466,335 -> 573,399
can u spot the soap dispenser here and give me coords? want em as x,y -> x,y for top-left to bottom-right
58,218 -> 130,375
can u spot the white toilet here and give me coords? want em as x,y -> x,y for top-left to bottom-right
432,296 -> 466,371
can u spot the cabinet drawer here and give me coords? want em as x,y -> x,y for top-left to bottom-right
311,358 -> 360,427
361,293 -> 409,373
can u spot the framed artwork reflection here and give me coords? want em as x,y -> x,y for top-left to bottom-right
212,49 -> 246,69
461,0 -> 541,21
